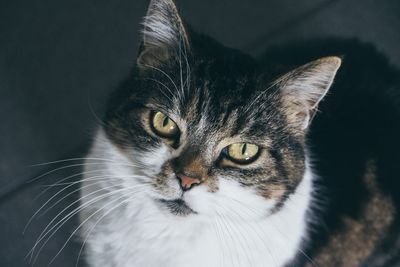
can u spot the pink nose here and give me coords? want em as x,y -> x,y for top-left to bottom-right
178,175 -> 201,191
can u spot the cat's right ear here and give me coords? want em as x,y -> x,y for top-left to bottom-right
137,0 -> 190,69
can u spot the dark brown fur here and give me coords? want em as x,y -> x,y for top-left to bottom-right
308,161 -> 395,267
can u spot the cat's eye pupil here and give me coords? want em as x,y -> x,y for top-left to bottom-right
241,143 -> 247,155
162,116 -> 169,127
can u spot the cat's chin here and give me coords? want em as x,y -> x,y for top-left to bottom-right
158,198 -> 197,216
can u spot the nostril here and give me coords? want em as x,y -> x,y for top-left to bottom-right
177,174 -> 201,191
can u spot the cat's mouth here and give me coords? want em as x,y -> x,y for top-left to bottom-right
158,198 -> 197,216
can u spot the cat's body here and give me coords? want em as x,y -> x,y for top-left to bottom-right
259,39 -> 400,266
79,1 -> 400,266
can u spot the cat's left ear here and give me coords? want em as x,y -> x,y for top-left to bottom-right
279,56 -> 342,130
137,0 -> 190,69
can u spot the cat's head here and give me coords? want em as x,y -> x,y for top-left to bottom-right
103,0 -> 341,217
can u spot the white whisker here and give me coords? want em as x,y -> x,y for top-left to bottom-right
28,183 -> 149,262
49,188 -> 146,267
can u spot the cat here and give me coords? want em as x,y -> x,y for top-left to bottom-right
79,0 -> 400,266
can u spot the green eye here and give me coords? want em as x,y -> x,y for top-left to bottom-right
151,111 -> 179,138
226,143 -> 260,164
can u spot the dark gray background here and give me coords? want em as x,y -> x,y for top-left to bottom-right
1,0 -> 399,266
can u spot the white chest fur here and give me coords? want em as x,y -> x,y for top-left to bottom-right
80,133 -> 313,267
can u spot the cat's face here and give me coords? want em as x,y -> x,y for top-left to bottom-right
103,0 -> 340,217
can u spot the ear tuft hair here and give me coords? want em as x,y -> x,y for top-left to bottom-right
279,56 -> 342,129
138,0 -> 189,68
